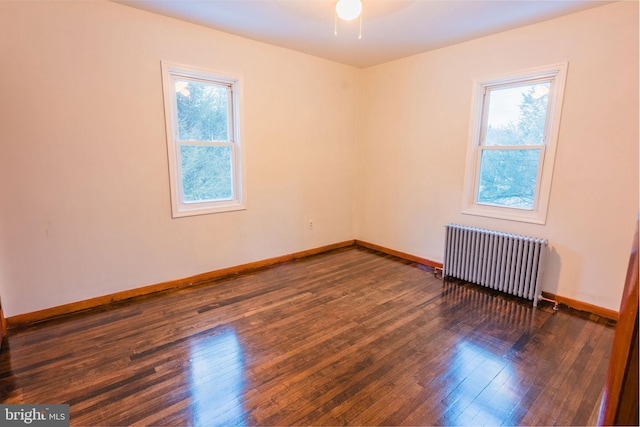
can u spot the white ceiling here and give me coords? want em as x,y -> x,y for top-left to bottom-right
117,0 -> 611,68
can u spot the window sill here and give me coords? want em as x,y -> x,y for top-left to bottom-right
172,203 -> 247,219
462,204 -> 546,225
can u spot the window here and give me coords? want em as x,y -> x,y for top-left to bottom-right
161,62 -> 245,217
462,63 -> 567,224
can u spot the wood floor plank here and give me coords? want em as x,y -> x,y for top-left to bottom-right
0,246 -> 615,426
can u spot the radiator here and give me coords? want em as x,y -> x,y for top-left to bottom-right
443,224 -> 547,306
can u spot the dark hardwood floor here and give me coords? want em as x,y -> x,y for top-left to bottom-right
0,246 -> 615,426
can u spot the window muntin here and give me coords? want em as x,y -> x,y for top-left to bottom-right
162,63 -> 244,217
462,64 -> 567,224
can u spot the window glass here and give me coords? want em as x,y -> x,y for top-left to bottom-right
180,145 -> 233,203
484,82 -> 550,147
477,149 -> 541,209
477,80 -> 551,211
175,79 -> 230,142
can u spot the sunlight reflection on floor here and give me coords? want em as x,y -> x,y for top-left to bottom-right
189,329 -> 246,427
440,340 -> 519,425
436,281 -> 538,425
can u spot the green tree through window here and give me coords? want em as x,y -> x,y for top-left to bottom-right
477,83 -> 550,209
175,80 -> 233,202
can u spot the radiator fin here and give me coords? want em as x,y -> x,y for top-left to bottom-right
443,224 -> 547,306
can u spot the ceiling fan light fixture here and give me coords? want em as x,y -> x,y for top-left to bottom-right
336,0 -> 362,21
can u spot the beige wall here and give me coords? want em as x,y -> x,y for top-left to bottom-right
357,1 -> 639,311
0,1 -> 360,317
0,1 -> 637,317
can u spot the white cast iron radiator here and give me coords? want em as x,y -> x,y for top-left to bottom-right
443,224 -> 548,306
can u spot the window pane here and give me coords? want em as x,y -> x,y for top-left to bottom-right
477,149 -> 540,210
484,82 -> 550,146
180,145 -> 233,203
175,79 -> 229,142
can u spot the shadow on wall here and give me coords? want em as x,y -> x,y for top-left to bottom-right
543,245 -> 582,299
542,246 -> 562,295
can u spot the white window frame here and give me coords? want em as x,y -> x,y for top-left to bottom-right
461,63 -> 568,224
161,62 -> 245,218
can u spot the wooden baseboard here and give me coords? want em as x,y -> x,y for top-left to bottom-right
7,240 -> 356,329
6,238 -> 618,328
354,240 -> 618,321
541,291 -> 618,321
355,240 -> 443,269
